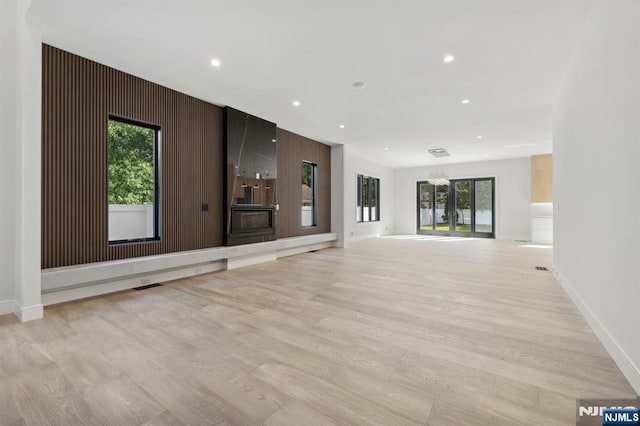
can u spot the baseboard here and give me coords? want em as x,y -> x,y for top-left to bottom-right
14,301 -> 44,322
553,269 -> 640,395
0,299 -> 17,316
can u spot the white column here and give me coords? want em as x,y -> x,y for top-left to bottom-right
330,145 -> 345,247
14,0 -> 42,321
0,0 -> 18,314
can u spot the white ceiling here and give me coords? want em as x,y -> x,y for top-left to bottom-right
30,0 -> 592,168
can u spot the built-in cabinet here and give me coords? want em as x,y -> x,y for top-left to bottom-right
530,154 -> 553,244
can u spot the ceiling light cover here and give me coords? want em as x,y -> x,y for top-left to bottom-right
428,148 -> 450,158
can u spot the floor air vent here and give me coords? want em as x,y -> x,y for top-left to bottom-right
535,266 -> 549,271
133,283 -> 163,291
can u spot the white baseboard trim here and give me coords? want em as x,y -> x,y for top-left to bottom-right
0,299 -> 17,316
553,269 -> 640,395
14,301 -> 44,322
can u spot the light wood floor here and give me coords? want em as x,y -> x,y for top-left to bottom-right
0,237 -> 636,425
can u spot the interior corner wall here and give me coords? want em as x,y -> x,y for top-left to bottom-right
344,151 -> 394,242
0,0 -> 18,305
553,0 -> 640,393
393,157 -> 531,240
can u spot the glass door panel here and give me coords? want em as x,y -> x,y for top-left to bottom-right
418,183 -> 433,230
435,185 -> 450,231
454,180 -> 472,232
475,180 -> 493,233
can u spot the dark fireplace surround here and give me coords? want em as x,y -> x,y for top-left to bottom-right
223,107 -> 277,246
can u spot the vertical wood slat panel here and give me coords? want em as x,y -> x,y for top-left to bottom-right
42,45 -> 223,269
276,128 -> 332,239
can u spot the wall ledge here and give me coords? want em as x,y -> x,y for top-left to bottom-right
553,269 -> 640,395
41,233 -> 337,305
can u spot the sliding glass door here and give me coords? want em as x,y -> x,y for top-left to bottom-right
416,178 -> 494,238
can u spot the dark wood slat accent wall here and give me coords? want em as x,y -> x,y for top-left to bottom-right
42,45 -> 223,268
276,128 -> 331,238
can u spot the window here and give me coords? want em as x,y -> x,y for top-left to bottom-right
357,174 -> 380,222
108,116 -> 160,243
301,161 -> 317,227
416,177 -> 494,237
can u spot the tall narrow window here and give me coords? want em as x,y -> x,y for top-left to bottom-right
356,174 -> 363,222
357,174 -> 380,222
301,161 -> 317,227
108,116 -> 160,243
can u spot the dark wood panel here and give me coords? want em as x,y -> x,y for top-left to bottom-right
276,128 -> 331,238
42,45 -> 223,268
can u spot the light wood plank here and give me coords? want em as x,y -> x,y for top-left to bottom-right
0,237 -> 636,425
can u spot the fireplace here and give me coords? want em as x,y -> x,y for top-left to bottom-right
223,107 -> 278,246
227,205 -> 276,245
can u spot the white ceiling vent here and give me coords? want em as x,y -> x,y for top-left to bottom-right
428,148 -> 450,158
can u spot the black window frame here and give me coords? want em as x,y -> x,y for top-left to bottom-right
301,160 -> 318,228
416,177 -> 495,238
357,174 -> 381,223
107,114 -> 162,245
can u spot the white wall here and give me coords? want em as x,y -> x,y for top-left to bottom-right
553,0 -> 640,393
344,150 -> 394,242
0,0 -> 18,308
331,145 -> 346,247
393,157 -> 531,240
0,0 -> 43,320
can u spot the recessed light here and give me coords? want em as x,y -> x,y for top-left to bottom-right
353,81 -> 366,89
461,99 -> 470,104
384,147 -> 390,151
443,55 -> 455,63
210,58 -> 221,67
292,100 -> 301,107
339,124 -> 345,129
476,136 -> 483,139
271,139 -> 276,143
482,154 -> 489,158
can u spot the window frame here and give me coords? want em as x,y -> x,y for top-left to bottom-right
301,160 -> 318,228
107,114 -> 162,245
357,174 -> 380,223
